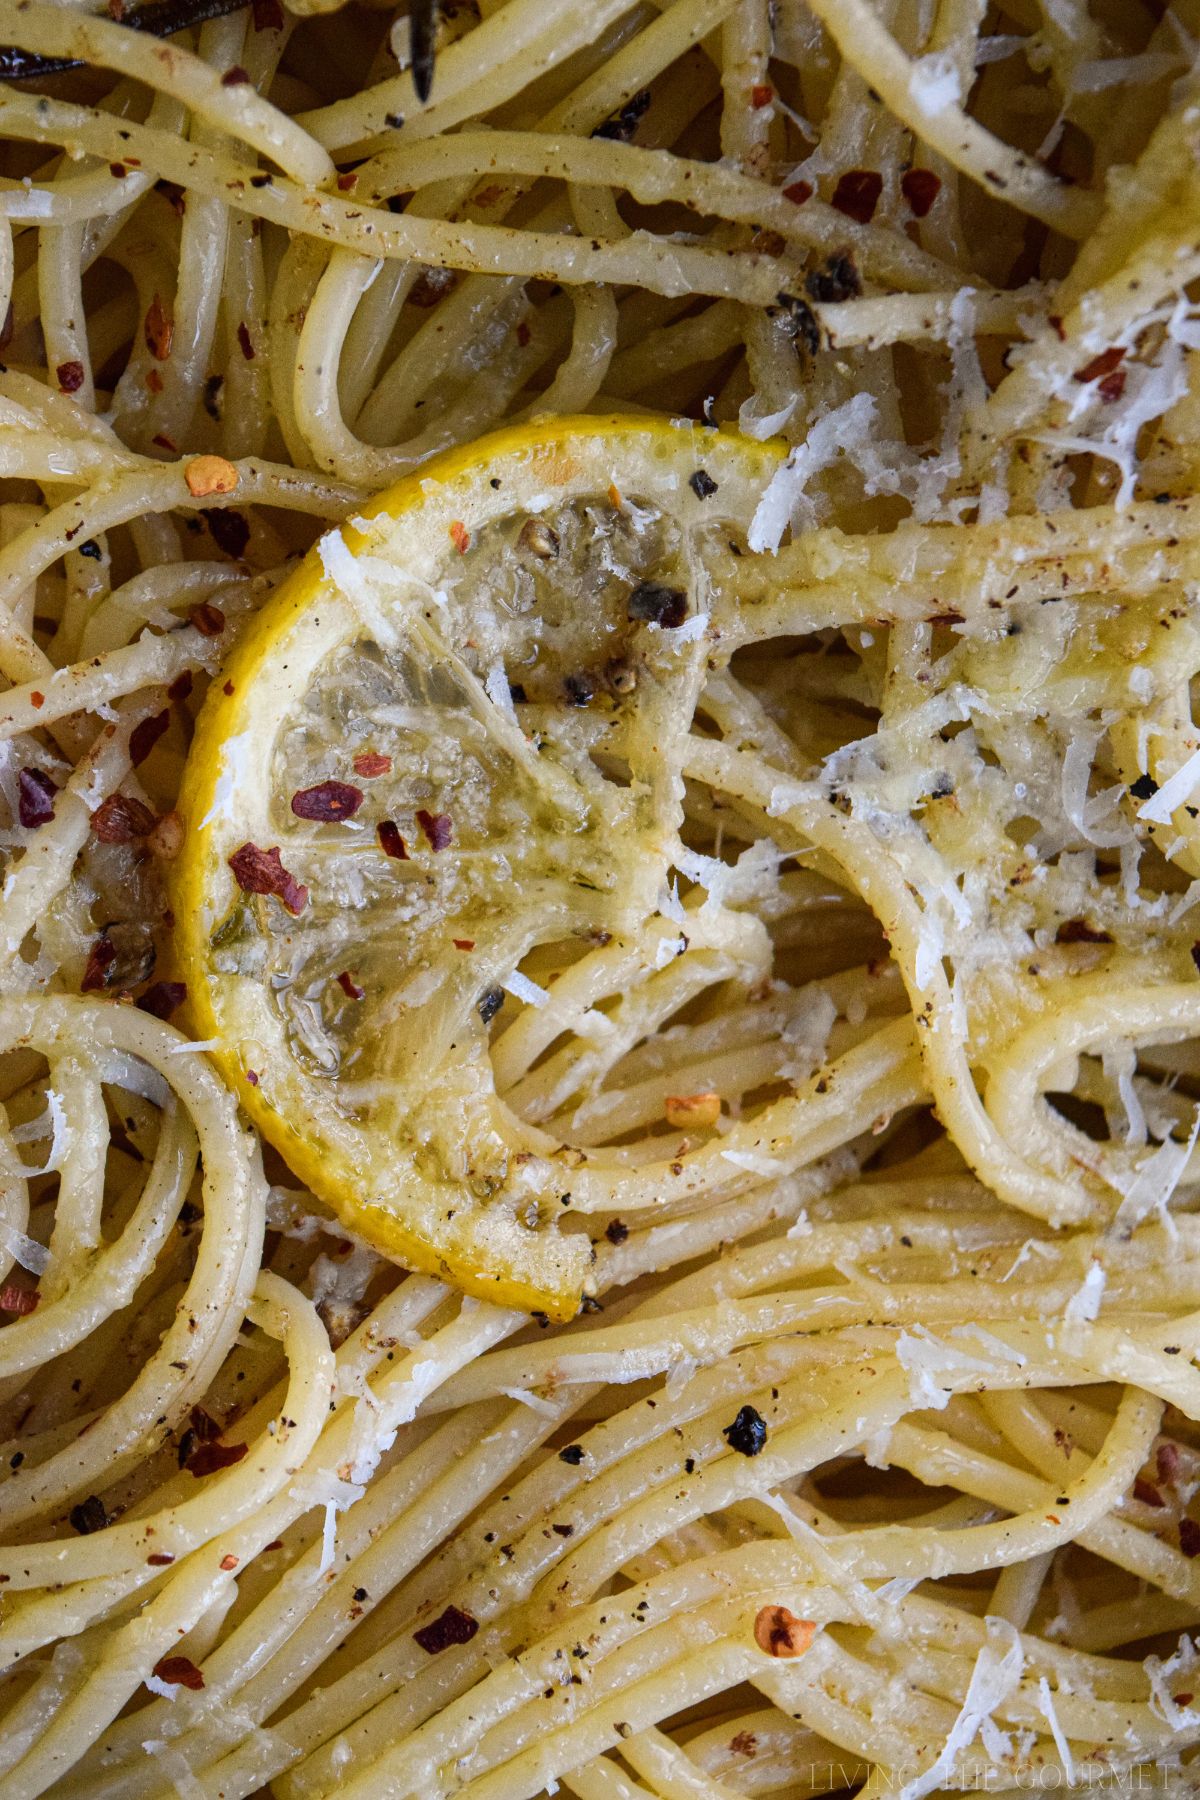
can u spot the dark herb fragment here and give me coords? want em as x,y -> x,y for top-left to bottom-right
558,1444 -> 585,1465
1129,772 -> 1159,800
723,1404 -> 768,1456
186,1440 -> 248,1477
477,987 -> 504,1025
204,508 -> 250,558
805,252 -> 860,304
70,1495 -> 111,1534
592,89 -> 651,142
689,469 -> 718,500
628,581 -> 687,629
775,291 -> 820,357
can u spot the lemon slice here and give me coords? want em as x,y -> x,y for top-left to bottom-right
174,416 -> 785,1317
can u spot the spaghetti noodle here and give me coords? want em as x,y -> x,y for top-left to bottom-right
0,0 -> 1194,1795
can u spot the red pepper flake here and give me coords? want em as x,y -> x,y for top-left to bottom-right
229,844 -> 308,916
900,168 -> 941,217
137,981 -> 187,1021
29,691 -> 43,710
92,793 -> 157,843
750,83 -> 773,108
56,360 -> 85,394
18,767 -> 57,828
152,433 -> 178,453
219,1553 -> 239,1570
236,321 -> 255,361
245,1069 -> 259,1087
145,293 -> 173,362
146,1552 -> 175,1565
1073,346 -> 1124,384
353,752 -> 392,778
221,65 -> 250,86
416,809 -> 452,851
189,602 -> 226,637
0,1283 -> 38,1315
753,1605 -> 815,1659
130,710 -> 170,767
251,0 -> 283,27
81,935 -> 117,992
414,1604 -> 479,1653
110,161 -> 127,178
186,1440 -> 249,1478
1159,1441 -> 1182,1484
168,670 -> 193,704
1181,1517 -> 1200,1557
337,171 -> 358,192
336,971 -> 365,1000
1049,314 -> 1066,340
146,368 -> 163,395
783,179 -> 813,205
1176,1692 -> 1195,1706
831,170 -> 882,223
1134,1477 -> 1166,1508
1098,369 -> 1126,403
203,509 -> 250,559
153,1655 -> 205,1690
377,820 -> 409,860
449,520 -> 470,554
291,780 -> 364,822
730,1731 -> 757,1757
263,1539 -> 283,1551
516,321 -> 531,347
453,938 -> 475,951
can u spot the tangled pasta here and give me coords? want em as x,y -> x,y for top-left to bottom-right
0,0 -> 1197,1795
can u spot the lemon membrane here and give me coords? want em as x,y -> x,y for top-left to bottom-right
175,417 -> 785,1315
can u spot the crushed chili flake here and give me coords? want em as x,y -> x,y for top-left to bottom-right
753,1605 -> 815,1659
246,1069 -> 259,1086
152,433 -> 177,453
0,1283 -> 38,1315
516,320 -> 531,347
336,971 -> 365,1000
783,179 -> 813,205
449,520 -> 470,554
604,1218 -> 628,1245
204,508 -> 250,559
413,1604 -> 479,1653
137,981 -> 187,1021
292,780 -> 364,822
229,844 -> 309,915
416,809 -> 452,851
56,360 -> 85,394
29,692 -> 43,710
70,1494 -> 111,1534
723,1404 -> 768,1456
146,368 -> 163,395
153,1655 -> 205,1690
1159,1441 -> 1182,1484
18,767 -> 56,828
189,601 -> 226,637
145,293 -> 173,362
900,168 -> 941,217
92,793 -> 156,843
830,169 -> 882,223
377,820 -> 409,859
219,1553 -> 240,1570
354,752 -> 392,778
185,456 -> 239,499
186,1440 -> 249,1478
1134,1477 -> 1166,1508
730,1731 -> 758,1757
1181,1517 -> 1200,1557
221,64 -> 250,85
664,1092 -> 720,1130
337,171 -> 358,192
167,670 -> 193,704
130,709 -> 170,766
453,938 -> 475,951
1073,346 -> 1125,384
1098,368 -> 1126,403
607,483 -> 623,510
81,935 -> 117,993
236,321 -> 255,361
750,83 -> 773,108
146,1552 -> 175,1565
1049,314 -> 1066,339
